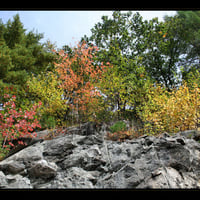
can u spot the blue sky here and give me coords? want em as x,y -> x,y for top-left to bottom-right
0,10 -> 176,49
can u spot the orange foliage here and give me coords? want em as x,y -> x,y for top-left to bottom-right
54,41 -> 111,120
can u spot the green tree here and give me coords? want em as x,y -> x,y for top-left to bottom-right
88,11 -> 155,118
3,14 -> 25,49
90,11 -> 146,59
0,14 -> 56,87
89,11 -> 190,90
0,14 -> 56,111
96,44 -> 151,120
143,16 -> 187,88
0,19 -> 13,80
176,11 -> 200,80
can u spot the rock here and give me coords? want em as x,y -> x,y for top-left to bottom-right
61,144 -> 106,171
4,174 -> 32,188
3,137 -> 44,159
0,171 -> 8,188
0,160 -> 25,175
66,122 -> 98,136
1,122 -> 200,188
28,159 -> 57,179
0,171 -> 32,189
64,167 -> 97,188
42,134 -> 77,162
36,129 -> 51,139
7,142 -> 43,163
137,167 -> 200,188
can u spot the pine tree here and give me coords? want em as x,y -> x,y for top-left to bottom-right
0,19 -> 13,80
4,14 -> 25,49
0,14 -> 55,86
0,14 -> 56,111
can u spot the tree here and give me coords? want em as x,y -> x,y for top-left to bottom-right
0,14 -> 56,113
0,14 -> 56,88
88,11 -> 153,117
96,44 -> 151,120
0,43 -> 13,81
176,11 -> 200,80
0,19 -> 14,80
143,16 -> 187,88
89,11 -> 189,90
90,11 -> 145,59
54,41 -> 109,123
27,70 -> 68,127
3,14 -> 25,49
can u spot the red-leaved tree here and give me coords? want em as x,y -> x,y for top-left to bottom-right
0,94 -> 41,158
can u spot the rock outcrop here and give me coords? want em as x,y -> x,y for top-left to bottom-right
1,122 -> 200,189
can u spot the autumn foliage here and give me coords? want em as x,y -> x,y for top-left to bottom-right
105,81 -> 200,140
0,93 -> 41,159
27,71 -> 68,128
3,11 -> 200,159
137,82 -> 200,135
54,42 -> 111,122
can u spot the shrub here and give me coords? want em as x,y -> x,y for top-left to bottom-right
106,121 -> 129,141
27,71 -> 68,127
0,94 -> 41,159
137,82 -> 200,135
110,121 -> 127,133
107,129 -> 136,141
40,114 -> 56,129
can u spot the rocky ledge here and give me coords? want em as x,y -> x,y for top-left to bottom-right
1,122 -> 200,189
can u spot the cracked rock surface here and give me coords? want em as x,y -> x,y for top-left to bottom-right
1,122 -> 200,189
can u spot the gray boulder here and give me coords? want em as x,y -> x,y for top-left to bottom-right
1,123 -> 200,189
28,159 -> 57,179
0,171 -> 32,188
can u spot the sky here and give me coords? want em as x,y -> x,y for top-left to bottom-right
0,10 -> 177,49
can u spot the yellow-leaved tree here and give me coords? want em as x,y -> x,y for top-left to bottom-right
27,70 -> 68,128
137,82 -> 200,135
